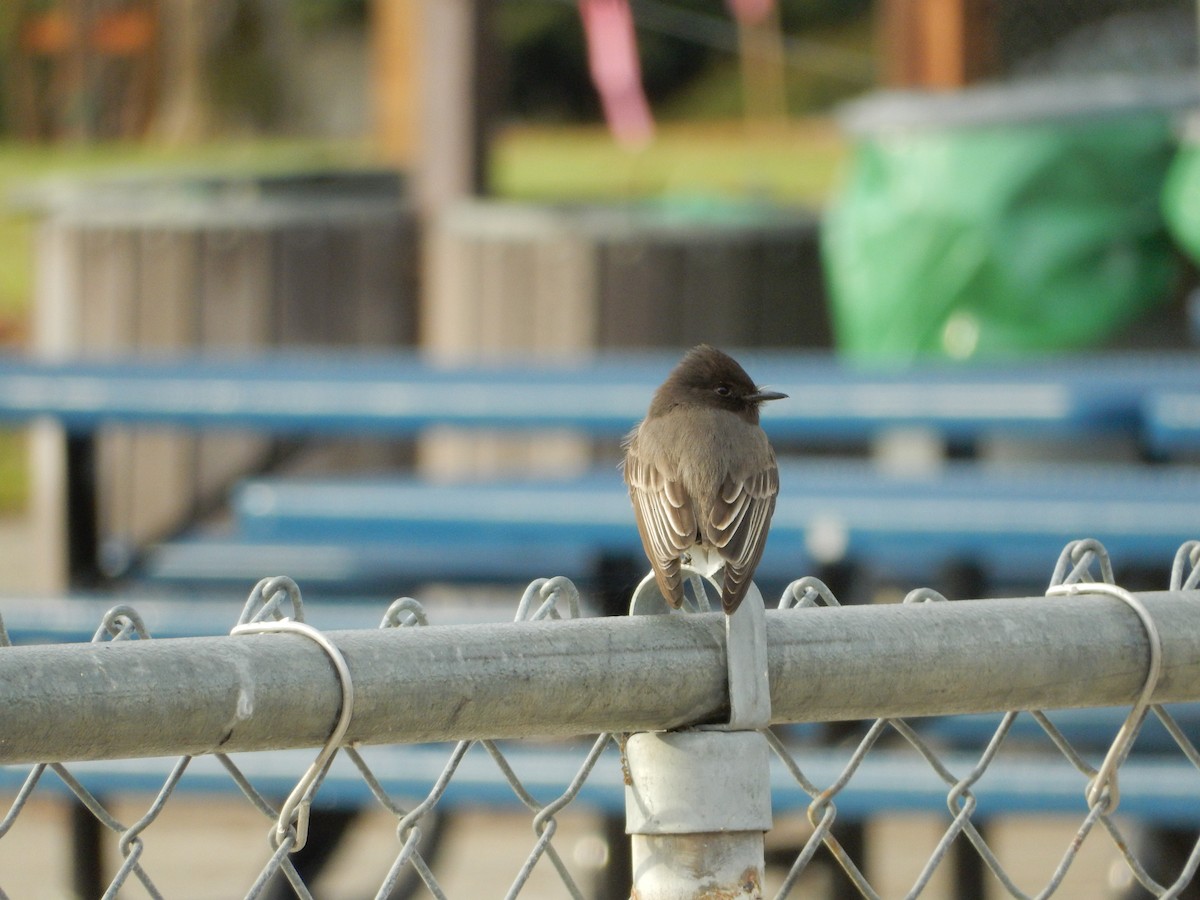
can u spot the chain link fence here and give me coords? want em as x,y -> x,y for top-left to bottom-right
2,538 -> 1200,898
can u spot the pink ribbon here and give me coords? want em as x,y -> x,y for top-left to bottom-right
578,0 -> 655,148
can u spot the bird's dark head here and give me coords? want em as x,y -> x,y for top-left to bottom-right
649,344 -> 787,423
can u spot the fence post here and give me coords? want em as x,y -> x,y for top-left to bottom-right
625,570 -> 773,899
625,730 -> 772,898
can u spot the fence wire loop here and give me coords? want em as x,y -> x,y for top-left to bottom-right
516,576 -> 581,621
381,597 -> 428,628
1046,580 -> 1165,815
229,617 -> 355,853
682,570 -> 714,613
95,605 -> 151,642
778,575 -> 840,609
240,575 -> 305,625
902,587 -> 950,605
1171,540 -> 1200,592
1050,538 -> 1116,588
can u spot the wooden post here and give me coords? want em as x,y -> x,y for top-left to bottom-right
370,0 -> 496,215
369,0 -> 420,167
878,0 -> 995,89
154,0 -> 212,140
736,4 -> 789,129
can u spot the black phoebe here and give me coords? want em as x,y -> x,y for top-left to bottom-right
623,345 -> 786,614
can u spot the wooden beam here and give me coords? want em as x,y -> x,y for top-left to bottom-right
878,0 -> 996,89
921,0 -> 970,87
370,0 -> 496,214
736,4 -> 789,128
369,0 -> 420,167
878,0 -> 923,87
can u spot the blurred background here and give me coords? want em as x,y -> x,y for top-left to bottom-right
3,4 -> 1200,898
0,0 -> 1195,527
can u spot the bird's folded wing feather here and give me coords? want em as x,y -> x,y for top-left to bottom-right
708,464 -> 779,612
624,448 -> 696,606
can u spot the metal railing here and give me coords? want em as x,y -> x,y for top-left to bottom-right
3,539 -> 1200,898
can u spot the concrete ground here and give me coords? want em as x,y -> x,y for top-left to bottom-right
0,795 -> 1128,898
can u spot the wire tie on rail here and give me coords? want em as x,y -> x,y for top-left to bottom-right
1046,581 -> 1164,813
230,619 -> 355,852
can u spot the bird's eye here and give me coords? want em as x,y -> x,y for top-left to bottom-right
715,384 -> 732,397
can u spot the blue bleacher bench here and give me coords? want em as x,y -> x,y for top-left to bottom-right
1145,390 -> 1200,456
0,350 -> 1197,441
131,459 -> 1200,593
3,350 -> 1200,896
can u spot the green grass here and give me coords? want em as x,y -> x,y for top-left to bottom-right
492,119 -> 846,204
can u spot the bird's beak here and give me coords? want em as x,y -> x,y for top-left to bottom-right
748,389 -> 787,403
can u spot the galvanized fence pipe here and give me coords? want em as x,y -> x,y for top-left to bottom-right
3,589 -> 1199,766
622,575 -> 777,899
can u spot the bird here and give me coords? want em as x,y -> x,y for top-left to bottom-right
622,345 -> 786,614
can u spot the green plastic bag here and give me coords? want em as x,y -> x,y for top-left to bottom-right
822,110 -> 1179,361
1163,140 -> 1200,263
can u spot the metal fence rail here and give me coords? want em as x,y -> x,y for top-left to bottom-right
5,583 -> 1200,763
2,539 -> 1200,898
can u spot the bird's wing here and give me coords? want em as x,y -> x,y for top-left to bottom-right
624,445 -> 696,608
707,461 -> 779,614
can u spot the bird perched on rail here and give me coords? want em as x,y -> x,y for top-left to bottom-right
622,344 -> 786,614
